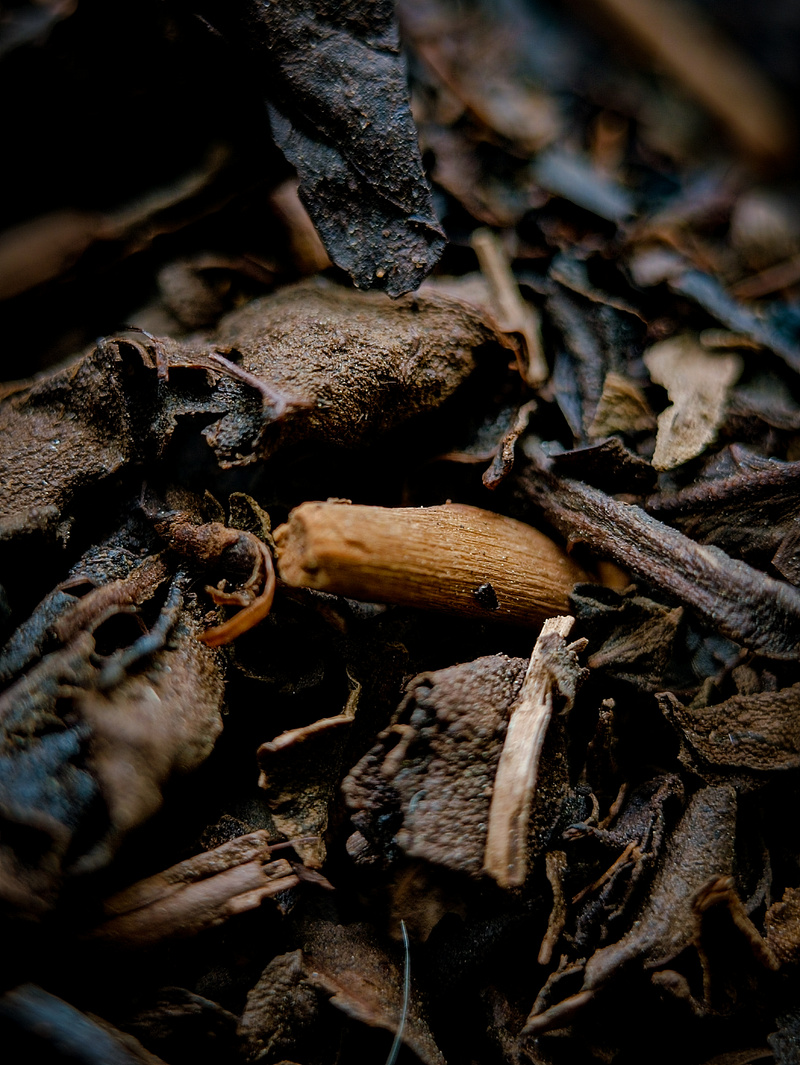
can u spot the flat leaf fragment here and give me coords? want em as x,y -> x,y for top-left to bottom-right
644,334 -> 742,470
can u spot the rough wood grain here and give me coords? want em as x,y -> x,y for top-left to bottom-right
274,502 -> 588,626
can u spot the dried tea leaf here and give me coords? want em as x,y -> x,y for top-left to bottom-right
660,684 -> 800,772
240,922 -> 445,1065
573,586 -> 685,692
525,786 -> 738,1035
209,278 -> 506,463
519,446 -> 800,659
646,451 -> 800,570
344,654 -> 569,877
0,279 -> 505,541
765,888 -> 800,966
0,564 -> 225,912
644,334 -> 742,470
301,920 -> 444,1065
588,371 -> 656,439
193,0 -> 445,296
582,785 -> 737,987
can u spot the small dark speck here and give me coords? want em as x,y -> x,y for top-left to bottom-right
474,583 -> 499,610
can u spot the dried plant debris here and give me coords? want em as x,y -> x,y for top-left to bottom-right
518,444 -> 800,659
0,541 -> 225,913
191,0 -> 445,296
526,785 -> 739,1035
344,653 -> 570,879
90,831 -> 312,949
6,1 -> 800,1063
644,334 -> 742,470
660,684 -> 800,774
0,278 -> 505,540
239,918 -> 444,1065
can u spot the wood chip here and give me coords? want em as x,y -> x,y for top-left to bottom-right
483,616 -> 588,888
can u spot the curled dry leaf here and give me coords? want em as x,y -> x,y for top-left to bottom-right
525,785 -> 738,1035
518,445 -> 800,658
344,653 -> 570,877
0,279 -> 505,542
0,556 -> 225,913
644,334 -> 742,470
659,684 -> 800,773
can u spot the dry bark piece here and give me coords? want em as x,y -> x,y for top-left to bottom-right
644,334 -> 742,470
484,616 -> 587,888
275,501 -> 588,628
191,0 -> 444,296
0,985 -> 168,1064
91,831 -> 303,947
344,653 -> 570,876
518,446 -> 800,659
659,684 -> 800,773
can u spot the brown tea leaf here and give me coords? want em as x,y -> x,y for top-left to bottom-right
344,654 -> 569,877
518,447 -> 800,658
192,0 -> 445,296
644,334 -> 742,470
660,684 -> 800,772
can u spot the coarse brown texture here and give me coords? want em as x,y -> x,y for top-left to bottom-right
211,278 -> 506,460
0,559 -> 225,913
344,653 -> 570,878
659,684 -> 800,772
239,919 -> 445,1065
92,832 -> 302,947
274,501 -> 588,627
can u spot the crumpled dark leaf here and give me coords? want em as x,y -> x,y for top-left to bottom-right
0,279 -> 505,546
0,547 -> 225,913
344,653 -> 569,878
239,918 -> 445,1065
659,683 -> 800,773
190,0 -> 445,296
525,785 -> 738,1035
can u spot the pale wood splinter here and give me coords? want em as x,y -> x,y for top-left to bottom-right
484,615 -> 588,889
